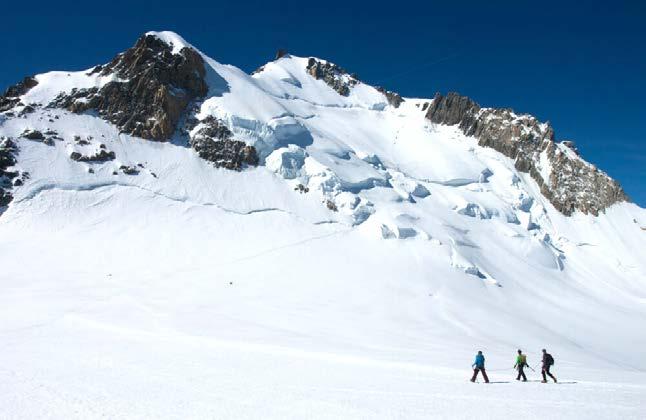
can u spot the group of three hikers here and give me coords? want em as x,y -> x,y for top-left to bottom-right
471,349 -> 557,383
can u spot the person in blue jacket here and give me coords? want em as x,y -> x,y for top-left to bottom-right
470,350 -> 490,383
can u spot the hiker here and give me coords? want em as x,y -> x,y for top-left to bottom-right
470,350 -> 489,383
541,349 -> 557,383
514,349 -> 527,381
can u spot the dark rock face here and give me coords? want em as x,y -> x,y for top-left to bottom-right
50,35 -> 208,141
425,92 -> 480,127
189,116 -> 259,170
0,189 -> 11,207
306,58 -> 358,96
0,137 -> 19,207
0,138 -> 17,173
376,87 -> 404,108
426,92 -> 628,216
0,76 -> 38,112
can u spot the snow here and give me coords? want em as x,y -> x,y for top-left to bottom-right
1,31 -> 645,419
538,149 -> 553,184
21,70 -> 122,105
557,141 -> 582,161
146,30 -> 194,54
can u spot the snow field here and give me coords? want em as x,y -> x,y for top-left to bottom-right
1,31 -> 645,418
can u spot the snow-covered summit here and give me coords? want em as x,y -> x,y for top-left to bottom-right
0,30 -> 642,274
145,30 -> 195,54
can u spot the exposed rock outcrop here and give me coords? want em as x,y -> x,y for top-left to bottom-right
306,58 -> 358,96
377,87 -> 404,108
21,129 -> 55,146
69,148 -> 116,163
0,137 -> 18,207
294,184 -> 309,193
119,165 -> 139,175
0,76 -> 38,113
425,92 -> 628,215
326,199 -> 338,212
0,189 -> 11,207
50,34 -> 208,141
189,116 -> 259,170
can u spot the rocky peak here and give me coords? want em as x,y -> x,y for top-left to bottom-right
426,92 -> 628,216
97,35 -> 207,96
51,34 -> 208,141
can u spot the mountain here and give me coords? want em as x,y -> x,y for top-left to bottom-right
0,32 -> 645,418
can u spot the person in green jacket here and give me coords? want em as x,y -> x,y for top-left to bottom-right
514,349 -> 528,381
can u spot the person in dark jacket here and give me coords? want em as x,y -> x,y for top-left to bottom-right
514,349 -> 528,381
541,349 -> 557,383
470,350 -> 489,383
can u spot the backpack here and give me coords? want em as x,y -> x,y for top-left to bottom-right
519,354 -> 527,365
546,353 -> 554,366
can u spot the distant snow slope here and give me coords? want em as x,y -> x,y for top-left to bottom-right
0,31 -> 645,419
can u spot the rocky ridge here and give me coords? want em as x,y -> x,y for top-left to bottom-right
305,58 -> 403,108
306,58 -> 359,97
425,92 -> 628,215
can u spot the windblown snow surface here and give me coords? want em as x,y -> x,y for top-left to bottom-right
1,32 -> 645,419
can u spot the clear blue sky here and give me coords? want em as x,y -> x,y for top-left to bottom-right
2,0 -> 644,206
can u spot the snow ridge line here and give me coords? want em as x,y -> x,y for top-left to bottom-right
15,181 -> 291,217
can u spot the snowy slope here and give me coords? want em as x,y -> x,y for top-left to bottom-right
0,31 -> 645,419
